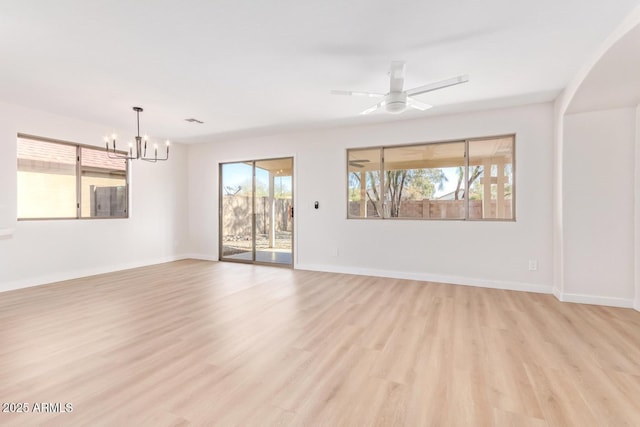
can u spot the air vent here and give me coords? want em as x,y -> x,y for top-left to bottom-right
185,118 -> 204,124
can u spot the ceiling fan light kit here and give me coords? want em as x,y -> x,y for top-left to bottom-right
332,61 -> 469,115
385,92 -> 408,114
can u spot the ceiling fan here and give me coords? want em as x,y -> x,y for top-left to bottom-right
348,159 -> 370,168
332,61 -> 469,115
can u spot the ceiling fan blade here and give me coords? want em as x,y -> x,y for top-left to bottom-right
407,97 -> 433,111
405,74 -> 469,97
389,61 -> 406,93
331,90 -> 384,98
360,101 -> 385,115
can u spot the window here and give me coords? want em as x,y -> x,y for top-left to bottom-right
467,136 -> 514,220
17,134 -> 128,219
348,148 -> 382,218
347,135 -> 515,220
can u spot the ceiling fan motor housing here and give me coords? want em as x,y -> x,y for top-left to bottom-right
385,92 -> 407,114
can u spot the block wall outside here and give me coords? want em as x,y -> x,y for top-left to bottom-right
222,195 -> 292,237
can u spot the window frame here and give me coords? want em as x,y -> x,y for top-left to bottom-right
17,133 -> 130,221
346,134 -> 516,221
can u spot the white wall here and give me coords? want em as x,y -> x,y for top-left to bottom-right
555,6 -> 640,311
562,108 -> 635,306
636,106 -> 640,311
0,101 -> 189,291
552,97 -> 565,300
188,103 -> 554,292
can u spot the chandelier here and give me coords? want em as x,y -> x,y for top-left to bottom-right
105,107 -> 169,162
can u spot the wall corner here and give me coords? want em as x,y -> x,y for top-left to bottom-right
552,95 -> 565,298
635,104 -> 640,312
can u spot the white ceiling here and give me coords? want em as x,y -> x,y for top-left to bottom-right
0,1 -> 637,143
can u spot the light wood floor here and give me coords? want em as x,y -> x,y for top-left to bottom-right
1,260 -> 640,426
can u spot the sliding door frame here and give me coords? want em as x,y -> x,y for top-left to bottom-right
218,156 -> 294,268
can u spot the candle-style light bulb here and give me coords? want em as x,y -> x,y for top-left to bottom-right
111,133 -> 117,141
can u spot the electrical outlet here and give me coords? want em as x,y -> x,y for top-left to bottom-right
332,248 -> 339,257
528,260 -> 538,271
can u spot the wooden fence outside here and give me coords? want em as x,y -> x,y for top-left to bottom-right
348,199 -> 512,219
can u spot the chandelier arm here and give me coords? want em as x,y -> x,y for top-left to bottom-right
140,152 -> 169,161
107,152 -> 137,160
106,144 -> 136,160
140,142 -> 169,161
108,156 -> 136,160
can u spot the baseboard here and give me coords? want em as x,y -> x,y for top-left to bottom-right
0,254 -> 192,293
295,263 -> 552,294
182,253 -> 218,262
633,298 -> 640,312
559,292 -> 634,308
6,257 -> 631,311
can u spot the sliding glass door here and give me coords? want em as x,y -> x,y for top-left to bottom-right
220,162 -> 254,261
219,157 -> 293,266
